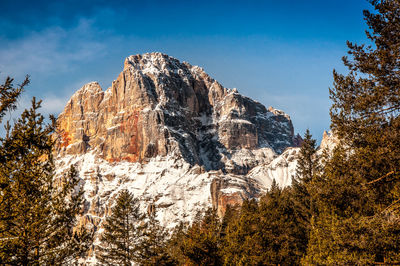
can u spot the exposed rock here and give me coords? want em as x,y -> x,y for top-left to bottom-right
247,147 -> 299,189
292,133 -> 303,147
56,53 -> 295,169
210,176 -> 261,217
54,53 -> 301,264
319,130 -> 339,151
147,203 -> 156,216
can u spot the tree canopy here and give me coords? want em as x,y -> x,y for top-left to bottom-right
0,77 -> 91,265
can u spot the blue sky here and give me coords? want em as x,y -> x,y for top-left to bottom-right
0,0 -> 372,141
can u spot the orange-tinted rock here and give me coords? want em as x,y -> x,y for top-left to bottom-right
320,130 -> 339,150
56,52 -> 295,170
211,176 -> 261,217
217,192 -> 245,217
53,53 -> 305,264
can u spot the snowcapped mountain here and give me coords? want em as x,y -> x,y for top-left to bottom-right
54,52 -> 301,261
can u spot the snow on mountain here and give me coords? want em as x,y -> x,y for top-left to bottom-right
54,52 -> 304,261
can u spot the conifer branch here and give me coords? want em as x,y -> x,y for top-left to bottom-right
382,198 -> 400,214
366,171 -> 395,185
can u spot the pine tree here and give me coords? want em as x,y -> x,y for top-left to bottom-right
222,199 -> 263,265
330,0 -> 400,202
307,0 -> 400,263
292,129 -> 320,222
0,75 -> 28,123
179,208 -> 223,265
220,204 -> 239,240
303,146 -> 369,264
303,209 -> 368,264
136,211 -> 175,266
167,221 -> 190,265
288,130 -> 320,260
257,181 -> 307,265
96,189 -> 142,266
0,75 -> 28,191
330,0 -> 400,210
221,184 -> 307,265
0,97 -> 91,264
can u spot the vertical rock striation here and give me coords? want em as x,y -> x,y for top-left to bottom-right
54,53 -> 301,263
57,53 -> 295,169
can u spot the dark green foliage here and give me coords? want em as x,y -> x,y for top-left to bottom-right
305,208 -> 400,264
292,129 -> 319,220
305,0 -> 400,263
166,222 -> 189,265
290,129 -> 320,255
330,0 -> 400,206
136,211 -> 175,266
258,182 -> 307,265
221,183 -> 306,265
0,76 -> 28,192
220,204 -> 238,240
0,95 -> 91,265
168,185 -> 307,265
96,190 -> 142,265
0,75 -> 28,123
172,208 -> 223,265
222,199 -> 263,265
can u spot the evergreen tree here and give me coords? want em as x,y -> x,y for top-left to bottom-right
0,75 -> 28,123
179,208 -> 222,265
303,209 -> 366,264
0,97 -> 91,265
220,204 -> 239,240
292,129 -> 319,222
0,75 -> 28,191
330,0 -> 400,211
307,0 -> 400,263
222,183 -> 307,265
136,211 -> 175,266
167,221 -> 190,265
258,181 -> 307,265
289,130 -> 320,260
222,199 -> 263,265
303,146 -> 369,264
96,189 -> 142,266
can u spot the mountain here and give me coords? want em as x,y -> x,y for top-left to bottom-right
54,52 -> 300,262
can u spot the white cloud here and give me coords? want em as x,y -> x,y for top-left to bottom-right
0,93 -> 71,137
0,18 -> 105,78
40,95 -> 70,115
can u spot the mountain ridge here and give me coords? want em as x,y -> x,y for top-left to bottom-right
54,52 -> 302,262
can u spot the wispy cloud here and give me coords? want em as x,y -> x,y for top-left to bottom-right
0,18 -> 106,78
40,78 -> 102,116
0,15 -> 113,124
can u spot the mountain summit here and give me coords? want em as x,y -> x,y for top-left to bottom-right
55,52 -> 300,262
58,52 -> 295,167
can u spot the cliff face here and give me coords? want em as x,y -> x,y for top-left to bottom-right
54,53 -> 300,263
57,53 -> 294,169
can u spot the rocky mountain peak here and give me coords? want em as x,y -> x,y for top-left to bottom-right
124,52 -> 193,75
54,53 -> 300,263
57,53 -> 295,169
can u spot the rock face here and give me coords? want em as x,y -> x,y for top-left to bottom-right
54,53 -> 300,263
57,53 -> 294,169
319,130 -> 339,151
